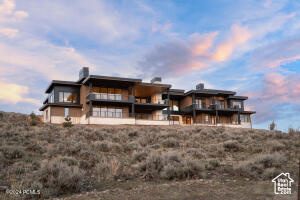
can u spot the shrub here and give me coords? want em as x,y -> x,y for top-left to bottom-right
128,131 -> 138,137
95,156 -> 122,180
132,150 -> 148,163
37,158 -> 85,196
235,153 -> 285,178
269,121 -> 276,131
0,146 -> 25,159
262,168 -> 280,180
29,112 -> 38,126
63,117 -> 73,128
205,159 -> 220,170
266,140 -> 285,152
223,140 -> 240,151
141,151 -> 204,180
161,138 -> 180,148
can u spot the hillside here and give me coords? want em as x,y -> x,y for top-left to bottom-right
0,111 -> 299,200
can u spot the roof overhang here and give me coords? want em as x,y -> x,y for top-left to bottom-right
39,103 -> 82,111
82,75 -> 142,85
185,89 -> 236,96
45,80 -> 82,93
227,96 -> 248,100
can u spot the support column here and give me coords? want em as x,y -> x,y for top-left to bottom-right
167,89 -> 170,120
216,110 -> 218,125
192,93 -> 196,124
89,82 -> 93,117
131,86 -> 135,118
238,111 -> 241,125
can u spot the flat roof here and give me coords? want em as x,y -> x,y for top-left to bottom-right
139,82 -> 171,88
45,80 -> 82,93
82,75 -> 142,84
39,103 -> 82,111
185,89 -> 236,96
227,95 -> 248,100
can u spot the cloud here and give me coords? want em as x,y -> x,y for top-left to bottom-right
0,0 -> 28,38
251,38 -> 300,71
210,25 -> 251,62
138,24 -> 251,77
246,72 -> 300,122
0,40 -> 93,81
0,27 -> 18,38
0,81 -> 40,105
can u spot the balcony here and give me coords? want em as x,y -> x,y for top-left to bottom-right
87,93 -> 135,105
135,98 -> 168,105
91,111 -> 133,118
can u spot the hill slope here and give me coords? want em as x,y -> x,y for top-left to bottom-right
0,111 -> 299,199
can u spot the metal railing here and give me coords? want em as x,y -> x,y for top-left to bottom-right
135,113 -> 168,121
87,93 -> 135,102
135,98 -> 168,105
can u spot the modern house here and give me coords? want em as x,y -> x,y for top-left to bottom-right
40,67 -> 255,128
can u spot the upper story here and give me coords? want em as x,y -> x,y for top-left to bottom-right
40,67 -> 171,112
162,83 -> 255,114
40,67 -> 255,117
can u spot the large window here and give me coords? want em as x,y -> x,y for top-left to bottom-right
240,114 -> 248,122
59,92 -> 78,103
215,100 -> 225,109
93,87 -> 124,100
232,101 -> 242,109
92,106 -> 124,118
195,98 -> 205,108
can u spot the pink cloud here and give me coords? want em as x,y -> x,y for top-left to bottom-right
140,24 -> 251,76
210,24 -> 251,62
246,73 -> 300,122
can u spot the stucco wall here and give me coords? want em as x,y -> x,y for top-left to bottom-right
51,116 -> 81,124
135,120 -> 169,125
89,117 -> 135,125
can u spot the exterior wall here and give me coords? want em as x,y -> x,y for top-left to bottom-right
151,93 -> 162,103
179,96 -> 192,110
51,106 -> 64,116
89,117 -> 135,125
135,119 -> 169,125
50,106 -> 82,117
80,85 -> 90,116
51,116 -> 81,124
43,107 -> 51,122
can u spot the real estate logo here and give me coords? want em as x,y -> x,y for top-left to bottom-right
272,173 -> 294,194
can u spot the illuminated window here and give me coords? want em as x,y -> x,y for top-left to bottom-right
59,92 -> 78,103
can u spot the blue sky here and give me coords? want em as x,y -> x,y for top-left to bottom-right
0,0 -> 299,131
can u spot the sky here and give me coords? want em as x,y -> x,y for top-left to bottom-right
0,0 -> 299,131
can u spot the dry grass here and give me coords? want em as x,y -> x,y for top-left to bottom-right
0,111 -> 299,199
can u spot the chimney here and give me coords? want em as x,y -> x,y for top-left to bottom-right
196,83 -> 204,90
79,67 -> 89,80
151,77 -> 162,84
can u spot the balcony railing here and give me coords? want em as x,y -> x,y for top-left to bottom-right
135,113 -> 168,121
87,93 -> 134,102
135,98 -> 168,105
